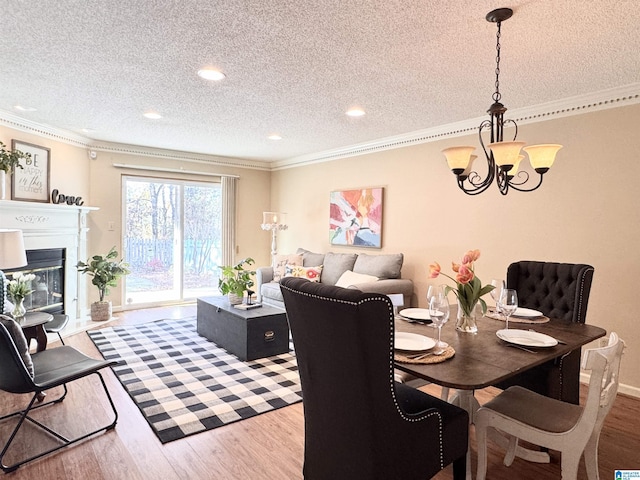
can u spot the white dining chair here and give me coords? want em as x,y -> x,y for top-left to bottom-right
475,332 -> 624,480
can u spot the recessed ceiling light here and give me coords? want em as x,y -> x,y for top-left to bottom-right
14,105 -> 36,112
346,108 -> 365,117
268,134 -> 282,141
81,128 -> 95,133
143,112 -> 162,119
197,68 -> 226,81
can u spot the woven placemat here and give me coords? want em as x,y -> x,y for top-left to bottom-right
394,346 -> 455,364
485,312 -> 550,324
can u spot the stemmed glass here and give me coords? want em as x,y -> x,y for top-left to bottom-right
490,279 -> 505,314
429,293 -> 450,354
499,289 -> 518,329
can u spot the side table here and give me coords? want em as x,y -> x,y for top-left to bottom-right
17,311 -> 53,352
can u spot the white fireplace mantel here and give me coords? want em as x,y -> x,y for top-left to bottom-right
0,199 -> 98,322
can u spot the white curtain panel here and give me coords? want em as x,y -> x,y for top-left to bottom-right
221,176 -> 237,266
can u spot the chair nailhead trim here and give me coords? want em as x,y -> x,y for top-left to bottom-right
281,284 -> 446,470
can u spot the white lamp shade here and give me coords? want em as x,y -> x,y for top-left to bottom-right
262,211 -> 287,226
0,229 -> 27,269
488,141 -> 526,167
442,146 -> 476,172
523,144 -> 563,170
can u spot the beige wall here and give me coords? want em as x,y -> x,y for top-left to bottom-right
3,104 -> 639,392
270,104 -> 640,394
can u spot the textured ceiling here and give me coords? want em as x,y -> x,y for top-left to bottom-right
1,0 -> 639,163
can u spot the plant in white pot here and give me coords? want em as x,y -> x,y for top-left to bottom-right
0,141 -> 31,200
77,247 -> 130,321
218,257 -> 255,305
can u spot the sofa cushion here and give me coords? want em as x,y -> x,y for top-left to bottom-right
296,248 -> 326,268
335,270 -> 379,288
261,281 -> 285,303
273,254 -> 303,282
285,264 -> 323,282
353,253 -> 403,279
321,252 -> 358,285
0,314 -> 34,378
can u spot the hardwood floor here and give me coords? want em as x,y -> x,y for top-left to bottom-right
1,304 -> 638,479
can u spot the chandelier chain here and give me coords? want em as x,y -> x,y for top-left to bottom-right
493,21 -> 502,103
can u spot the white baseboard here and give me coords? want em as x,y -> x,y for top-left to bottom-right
580,372 -> 640,399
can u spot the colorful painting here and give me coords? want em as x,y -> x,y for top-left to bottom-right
330,187 -> 383,248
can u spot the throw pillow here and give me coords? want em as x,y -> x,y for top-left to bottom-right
284,265 -> 323,282
335,270 -> 379,288
0,314 -> 35,378
353,253 -> 404,279
273,254 -> 303,282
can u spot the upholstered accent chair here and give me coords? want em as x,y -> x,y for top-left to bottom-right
280,277 -> 468,480
497,260 -> 595,404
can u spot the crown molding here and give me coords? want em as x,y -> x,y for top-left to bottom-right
0,110 -> 270,171
272,83 -> 640,170
2,83 -> 639,172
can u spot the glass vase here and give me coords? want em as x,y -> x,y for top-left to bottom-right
456,300 -> 479,333
12,297 -> 26,318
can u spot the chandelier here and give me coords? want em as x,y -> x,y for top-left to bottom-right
442,8 -> 562,196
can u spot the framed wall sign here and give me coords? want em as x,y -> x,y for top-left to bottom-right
11,140 -> 50,203
330,187 -> 383,248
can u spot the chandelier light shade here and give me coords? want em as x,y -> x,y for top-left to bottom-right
443,8 -> 562,195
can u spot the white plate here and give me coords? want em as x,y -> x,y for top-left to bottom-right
395,332 -> 436,352
513,307 -> 544,318
496,329 -> 558,348
399,308 -> 431,321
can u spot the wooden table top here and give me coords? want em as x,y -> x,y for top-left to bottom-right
394,314 -> 606,390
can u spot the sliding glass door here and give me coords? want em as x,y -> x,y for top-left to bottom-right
123,176 -> 222,306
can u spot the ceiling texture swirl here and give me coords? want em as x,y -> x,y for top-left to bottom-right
1,0 -> 639,167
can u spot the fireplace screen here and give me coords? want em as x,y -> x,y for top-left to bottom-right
5,249 -> 65,315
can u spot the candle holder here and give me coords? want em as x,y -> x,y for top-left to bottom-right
261,212 -> 288,267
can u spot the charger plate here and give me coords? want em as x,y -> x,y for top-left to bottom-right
395,346 -> 455,364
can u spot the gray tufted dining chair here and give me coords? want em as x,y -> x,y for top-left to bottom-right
497,260 -> 594,404
280,276 -> 469,480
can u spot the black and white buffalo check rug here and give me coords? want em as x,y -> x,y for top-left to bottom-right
88,317 -> 302,444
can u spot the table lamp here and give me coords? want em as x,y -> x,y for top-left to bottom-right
0,229 -> 28,314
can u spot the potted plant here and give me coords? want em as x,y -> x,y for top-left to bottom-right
77,247 -> 130,321
218,257 -> 255,305
0,141 -> 31,200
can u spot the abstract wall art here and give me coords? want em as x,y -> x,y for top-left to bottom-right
329,187 -> 383,248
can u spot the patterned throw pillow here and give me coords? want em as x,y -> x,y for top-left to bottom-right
284,265 -> 323,283
0,314 -> 35,378
273,254 -> 303,282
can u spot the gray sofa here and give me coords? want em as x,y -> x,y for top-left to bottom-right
256,248 -> 413,309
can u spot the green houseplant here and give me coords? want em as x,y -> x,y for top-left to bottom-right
218,257 -> 255,304
0,141 -> 31,200
77,247 -> 130,321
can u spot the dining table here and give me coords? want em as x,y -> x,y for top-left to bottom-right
394,310 -> 606,480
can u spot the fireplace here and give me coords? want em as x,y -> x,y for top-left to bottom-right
0,199 -> 96,322
4,248 -> 65,315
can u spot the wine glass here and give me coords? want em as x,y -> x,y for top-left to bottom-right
490,279 -> 505,314
499,289 -> 518,329
426,284 -> 444,304
429,293 -> 450,354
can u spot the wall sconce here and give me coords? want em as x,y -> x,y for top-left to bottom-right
260,212 -> 288,266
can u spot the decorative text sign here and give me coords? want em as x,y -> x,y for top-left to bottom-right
11,140 -> 51,203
